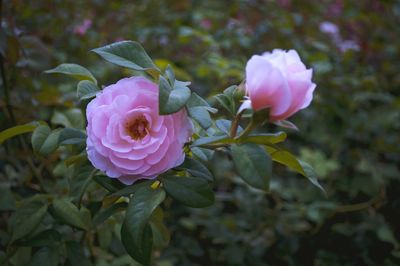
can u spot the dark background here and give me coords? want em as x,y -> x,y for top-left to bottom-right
1,0 -> 399,265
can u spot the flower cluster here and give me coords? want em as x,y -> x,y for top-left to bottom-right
86,49 -> 315,183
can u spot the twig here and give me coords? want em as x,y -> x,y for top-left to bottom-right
311,188 -> 386,235
198,143 -> 230,149
78,169 -> 98,208
235,118 -> 256,140
229,112 -> 242,138
334,188 -> 385,213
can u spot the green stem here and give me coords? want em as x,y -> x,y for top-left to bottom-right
27,157 -> 46,191
334,189 -> 385,213
229,112 -> 242,138
0,0 -> 17,126
200,143 -> 230,149
78,169 -> 98,208
3,245 -> 17,265
311,188 -> 385,235
86,231 -> 95,262
0,27 -> 16,126
235,118 -> 257,140
0,53 -> 16,125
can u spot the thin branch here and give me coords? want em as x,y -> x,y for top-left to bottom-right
229,112 -> 242,138
334,188 -> 385,213
78,169 -> 98,208
235,118 -> 256,140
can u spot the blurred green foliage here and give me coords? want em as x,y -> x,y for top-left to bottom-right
1,0 -> 400,265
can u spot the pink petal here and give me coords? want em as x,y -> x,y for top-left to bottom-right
108,153 -> 145,171
145,137 -> 170,165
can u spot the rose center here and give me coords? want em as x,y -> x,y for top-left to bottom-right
126,115 -> 149,140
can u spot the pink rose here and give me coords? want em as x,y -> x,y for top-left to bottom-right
86,77 -> 193,185
243,49 -> 316,121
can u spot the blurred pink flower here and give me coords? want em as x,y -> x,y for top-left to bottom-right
73,19 -> 92,36
86,77 -> 193,185
200,19 -> 212,30
319,21 -> 339,35
327,0 -> 343,17
319,21 -> 360,53
278,0 -> 291,8
242,49 -> 316,121
338,40 -> 360,52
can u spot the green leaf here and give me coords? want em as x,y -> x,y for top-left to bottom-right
122,186 -> 165,265
265,147 -> 305,175
44,63 -> 97,84
10,199 -> 48,243
9,247 -> 31,266
298,160 -> 326,194
20,229 -> 61,247
66,241 -> 91,266
51,108 -> 84,129
93,202 -> 127,226
214,94 -> 235,115
51,199 -> 90,230
149,208 -> 170,249
0,184 -> 16,211
215,119 -> 243,136
121,222 -> 153,266
64,152 -> 87,167
224,84 -> 238,95
231,143 -> 271,190
175,157 -> 213,181
28,246 -> 59,266
91,41 -> 159,74
215,119 -> 231,135
190,135 -> 233,147
59,128 -> 86,145
187,93 -> 217,129
77,80 -> 100,101
0,122 -> 39,145
93,175 -> 125,193
213,85 -> 237,115
272,119 -> 299,130
159,75 -> 191,115
266,147 -> 326,193
110,180 -> 153,197
31,125 -> 60,156
97,226 -> 112,249
240,132 -> 287,145
162,176 -> 214,208
377,225 -> 399,248
165,64 -> 175,85
69,166 -> 94,203
191,147 -> 214,162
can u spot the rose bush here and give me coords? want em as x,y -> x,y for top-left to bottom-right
86,76 -> 193,184
2,2 -> 399,265
243,49 -> 316,121
0,39 -> 323,266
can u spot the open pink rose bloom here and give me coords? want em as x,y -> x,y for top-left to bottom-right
243,49 -> 316,121
86,76 -> 193,185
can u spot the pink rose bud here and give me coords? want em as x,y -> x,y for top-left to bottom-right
86,77 -> 193,185
243,49 -> 316,121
